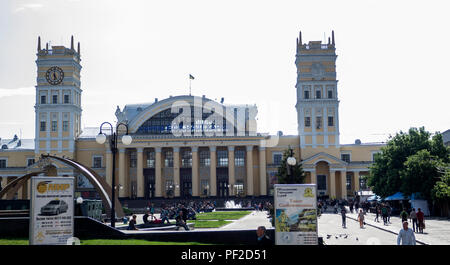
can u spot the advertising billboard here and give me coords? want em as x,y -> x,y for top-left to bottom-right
29,176 -> 74,245
274,184 -> 318,245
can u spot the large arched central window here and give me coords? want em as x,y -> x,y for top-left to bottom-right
136,107 -> 228,135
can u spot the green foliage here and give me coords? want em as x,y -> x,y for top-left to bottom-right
276,147 -> 305,184
432,170 -> 450,202
122,207 -> 132,215
196,211 -> 250,220
367,127 -> 450,202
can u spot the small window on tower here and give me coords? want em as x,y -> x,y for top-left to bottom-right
64,95 -> 70,104
40,121 -> 46,132
63,121 -> 69,132
316,90 -> 321,99
51,121 -> 57,132
328,90 -> 333,99
52,95 -> 58,104
328,116 -> 334,126
304,90 -> 310,99
305,117 -> 311,127
316,117 -> 322,129
41,95 -> 46,104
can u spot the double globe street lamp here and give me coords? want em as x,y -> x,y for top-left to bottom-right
95,122 -> 132,228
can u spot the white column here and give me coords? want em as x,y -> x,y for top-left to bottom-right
209,146 -> 217,196
228,146 -> 235,196
155,147 -> 162,197
353,171 -> 360,193
246,145 -> 254,196
259,146 -> 267,196
310,170 -> 317,184
192,146 -> 199,197
341,170 -> 347,199
118,148 -> 126,197
173,147 -> 180,197
136,148 -> 144,198
330,170 -> 336,199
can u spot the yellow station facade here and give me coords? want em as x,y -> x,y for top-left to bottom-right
0,32 -> 384,201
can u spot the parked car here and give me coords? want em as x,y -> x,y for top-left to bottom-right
40,199 -> 68,215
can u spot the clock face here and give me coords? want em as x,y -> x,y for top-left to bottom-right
46,66 -> 64,85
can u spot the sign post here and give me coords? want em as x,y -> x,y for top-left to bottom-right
29,176 -> 74,245
274,184 -> 318,245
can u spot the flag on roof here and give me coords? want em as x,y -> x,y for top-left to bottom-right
189,74 -> 195,80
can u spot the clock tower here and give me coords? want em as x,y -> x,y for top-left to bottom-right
35,36 -> 82,159
295,31 -> 340,148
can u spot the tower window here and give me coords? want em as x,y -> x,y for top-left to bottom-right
40,95 -> 46,104
52,95 -> 58,104
27,158 -> 35,166
0,159 -> 6,168
40,121 -> 46,132
316,90 -> 321,99
341,154 -> 351,163
316,117 -> 322,129
51,121 -> 57,132
328,90 -> 333,99
93,157 -> 102,168
64,95 -> 70,104
305,117 -> 311,127
328,116 -> 334,126
304,90 -> 310,99
63,121 -> 69,132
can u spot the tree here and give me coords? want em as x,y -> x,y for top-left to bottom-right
276,147 -> 305,184
367,127 -> 450,200
400,150 -> 441,202
431,168 -> 450,217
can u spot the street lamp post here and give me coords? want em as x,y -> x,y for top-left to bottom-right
287,155 -> 296,183
95,122 -> 132,228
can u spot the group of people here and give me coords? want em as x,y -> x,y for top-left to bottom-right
399,208 -> 425,233
373,203 -> 393,225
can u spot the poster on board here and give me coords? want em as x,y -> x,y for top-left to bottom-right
274,184 -> 318,245
29,176 -> 74,245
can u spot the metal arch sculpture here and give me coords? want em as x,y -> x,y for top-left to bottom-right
0,171 -> 44,199
0,155 -> 125,219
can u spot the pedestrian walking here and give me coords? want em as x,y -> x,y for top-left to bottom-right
341,206 -> 347,228
409,208 -> 418,233
381,204 -> 388,225
374,205 -> 380,222
416,208 -> 425,233
349,202 -> 354,213
400,208 -> 409,223
387,204 -> 392,223
397,221 -> 416,245
357,209 -> 365,228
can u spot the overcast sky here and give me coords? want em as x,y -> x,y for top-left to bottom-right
0,0 -> 449,144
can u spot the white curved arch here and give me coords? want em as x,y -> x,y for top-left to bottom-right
128,95 -> 219,134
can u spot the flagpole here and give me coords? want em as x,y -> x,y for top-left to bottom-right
189,77 -> 191,96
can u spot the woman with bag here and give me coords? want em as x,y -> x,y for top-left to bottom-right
358,209 -> 365,228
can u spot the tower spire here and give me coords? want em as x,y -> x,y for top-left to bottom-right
299,31 -> 302,45
46,42 -> 48,51
37,36 -> 41,52
332,30 -> 335,46
71,35 -> 74,50
77,42 -> 80,55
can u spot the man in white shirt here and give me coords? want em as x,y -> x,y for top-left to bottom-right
397,221 -> 416,245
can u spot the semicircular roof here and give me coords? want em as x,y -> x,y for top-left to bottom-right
119,95 -> 222,134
